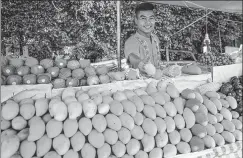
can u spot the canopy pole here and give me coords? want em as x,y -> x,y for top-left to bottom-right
117,1 -> 121,71
218,22 -> 222,53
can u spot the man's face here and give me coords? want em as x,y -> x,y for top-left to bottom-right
135,10 -> 155,34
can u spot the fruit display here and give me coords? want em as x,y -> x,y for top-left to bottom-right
1,81 -> 242,158
1,56 -> 151,88
219,75 -> 242,114
1,55 -> 171,88
198,53 -> 234,66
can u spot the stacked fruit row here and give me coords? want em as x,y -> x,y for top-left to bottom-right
219,76 -> 242,114
198,53 -> 235,66
1,80 -> 242,158
1,56 -> 144,88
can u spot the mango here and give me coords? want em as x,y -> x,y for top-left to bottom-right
133,112 -> 144,126
78,117 -> 92,136
173,97 -> 186,114
205,91 -> 220,99
70,131 -> 85,151
148,148 -> 163,158
28,116 -> 45,141
203,135 -> 216,148
174,114 -> 185,129
126,139 -> 140,155
221,120 -> 235,132
195,112 -> 208,126
104,129 -> 118,145
97,143 -> 111,158
20,140 -> 36,158
46,119 -> 63,138
129,95 -> 144,112
183,108 -> 195,128
92,114 -> 107,133
53,134 -> 70,155
110,100 -> 124,116
166,84 -> 179,98
226,96 -> 237,109
118,127 -> 131,144
231,119 -> 242,130
88,129 -> 105,148
106,114 -> 122,131
121,100 -> 137,117
176,142 -> 191,154
207,113 -> 217,124
155,132 -> 168,148
142,118 -> 157,136
163,144 -> 177,158
119,112 -> 135,131
204,99 -> 217,115
213,123 -> 224,133
180,128 -> 192,142
150,92 -> 165,105
153,104 -> 166,118
189,136 -> 205,152
210,98 -> 222,111
220,107 -> 232,121
169,130 -> 181,145
232,130 -> 242,141
221,131 -> 235,143
36,134 -> 52,157
205,124 -> 216,136
112,141 -> 126,157
185,99 -> 201,112
164,116 -> 175,133
63,119 -> 78,138
181,88 -> 195,99
164,102 -> 177,117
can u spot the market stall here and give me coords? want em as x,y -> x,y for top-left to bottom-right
1,1 -> 242,158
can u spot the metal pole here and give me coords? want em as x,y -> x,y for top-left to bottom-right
117,1 -> 121,71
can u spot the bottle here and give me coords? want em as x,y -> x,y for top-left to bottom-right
202,33 -> 211,54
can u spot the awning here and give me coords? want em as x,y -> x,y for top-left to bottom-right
145,1 -> 242,14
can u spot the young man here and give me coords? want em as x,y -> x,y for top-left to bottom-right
124,2 -> 161,76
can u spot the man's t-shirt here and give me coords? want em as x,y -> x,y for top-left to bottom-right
124,32 -> 160,69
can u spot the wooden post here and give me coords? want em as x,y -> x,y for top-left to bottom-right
218,22 -> 222,54
117,1 -> 121,71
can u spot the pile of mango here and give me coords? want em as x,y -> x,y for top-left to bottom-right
1,56 -> 143,88
198,53 -> 234,66
1,81 -> 242,158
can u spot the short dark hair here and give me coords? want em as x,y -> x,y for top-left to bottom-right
135,2 -> 155,16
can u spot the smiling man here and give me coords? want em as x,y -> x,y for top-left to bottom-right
124,2 -> 161,76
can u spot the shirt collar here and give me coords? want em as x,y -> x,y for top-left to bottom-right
135,31 -> 153,39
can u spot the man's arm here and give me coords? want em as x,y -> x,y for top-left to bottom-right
128,53 -> 145,70
124,37 -> 144,70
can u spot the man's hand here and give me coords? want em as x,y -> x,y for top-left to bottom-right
144,63 -> 156,76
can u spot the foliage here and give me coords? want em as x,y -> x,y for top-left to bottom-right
1,0 -> 242,62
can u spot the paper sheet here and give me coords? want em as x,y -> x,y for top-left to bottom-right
1,84 -> 53,103
213,63 -> 242,83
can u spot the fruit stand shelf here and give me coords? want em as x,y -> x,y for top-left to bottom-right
51,75 -> 210,98
1,72 -> 211,103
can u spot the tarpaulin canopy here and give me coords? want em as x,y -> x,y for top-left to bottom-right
146,1 -> 242,14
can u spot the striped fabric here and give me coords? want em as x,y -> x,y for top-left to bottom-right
195,141 -> 242,158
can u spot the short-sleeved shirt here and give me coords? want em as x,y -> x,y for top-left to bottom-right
124,32 -> 160,68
